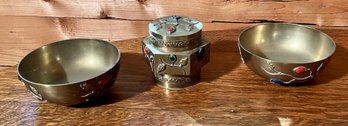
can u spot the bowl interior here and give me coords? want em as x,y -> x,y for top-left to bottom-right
239,23 -> 335,63
18,39 -> 120,85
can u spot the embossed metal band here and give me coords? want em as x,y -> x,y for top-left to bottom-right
146,36 -> 207,52
156,74 -> 199,90
149,31 -> 201,52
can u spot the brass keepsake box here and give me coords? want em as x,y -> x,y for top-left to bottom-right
142,16 -> 210,90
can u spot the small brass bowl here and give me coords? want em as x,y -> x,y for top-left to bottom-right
238,23 -> 336,85
17,39 -> 120,105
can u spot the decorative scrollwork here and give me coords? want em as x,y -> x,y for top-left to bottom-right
179,57 -> 188,67
262,62 -> 323,84
79,83 -> 94,98
28,85 -> 43,100
157,63 -> 167,73
158,55 -> 189,76
152,16 -> 200,33
157,75 -> 191,84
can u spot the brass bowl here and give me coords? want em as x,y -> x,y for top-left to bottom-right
17,39 -> 120,105
238,23 -> 336,85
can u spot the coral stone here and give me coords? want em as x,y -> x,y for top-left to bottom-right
99,79 -> 109,86
167,26 -> 176,33
294,66 -> 306,73
143,47 -> 149,53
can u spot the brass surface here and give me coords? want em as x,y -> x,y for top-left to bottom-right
148,16 -> 203,52
239,23 -> 336,84
144,16 -> 210,90
143,37 -> 210,90
17,38 -> 120,105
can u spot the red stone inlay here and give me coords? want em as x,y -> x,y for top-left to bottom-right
99,79 -> 109,86
167,26 -> 176,33
143,47 -> 149,53
294,66 -> 306,73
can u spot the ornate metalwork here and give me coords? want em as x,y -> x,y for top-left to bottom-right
157,56 -> 189,75
149,16 -> 203,52
143,15 -> 210,90
262,62 -> 324,84
28,85 -> 43,100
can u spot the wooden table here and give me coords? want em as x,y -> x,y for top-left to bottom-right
1,20 -> 348,125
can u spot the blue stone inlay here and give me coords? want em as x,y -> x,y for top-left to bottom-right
168,54 -> 177,63
271,78 -> 283,84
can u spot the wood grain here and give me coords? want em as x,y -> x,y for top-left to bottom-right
1,0 -> 348,125
1,28 -> 348,125
1,15 -> 348,67
0,16 -> 250,66
1,0 -> 348,26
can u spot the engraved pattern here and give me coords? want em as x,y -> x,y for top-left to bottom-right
154,19 -> 165,30
149,56 -> 154,71
147,16 -> 206,85
153,16 -> 199,34
163,40 -> 192,47
149,36 -> 157,44
156,55 -> 190,83
151,16 -> 201,48
79,83 -> 94,98
150,36 -> 198,48
185,21 -> 199,32
157,64 -> 166,73
262,62 -> 323,84
28,85 -> 43,100
155,23 -> 163,30
167,16 -> 180,25
143,46 -> 154,71
185,24 -> 193,32
80,83 -> 87,90
179,57 -> 188,67
316,63 -> 324,75
81,90 -> 94,98
238,45 -> 245,63
158,55 -> 189,75
157,75 -> 191,84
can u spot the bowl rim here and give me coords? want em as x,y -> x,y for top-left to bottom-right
17,38 -> 121,86
238,23 -> 336,64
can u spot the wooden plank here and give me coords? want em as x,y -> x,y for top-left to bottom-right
1,15 -> 348,66
1,0 -> 348,26
1,29 -> 348,125
1,15 -> 348,67
0,16 -> 251,66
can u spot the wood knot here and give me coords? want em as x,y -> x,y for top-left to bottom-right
99,10 -> 111,19
137,0 -> 147,4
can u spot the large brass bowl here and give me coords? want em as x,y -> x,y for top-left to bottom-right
238,23 -> 336,85
17,39 -> 120,105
